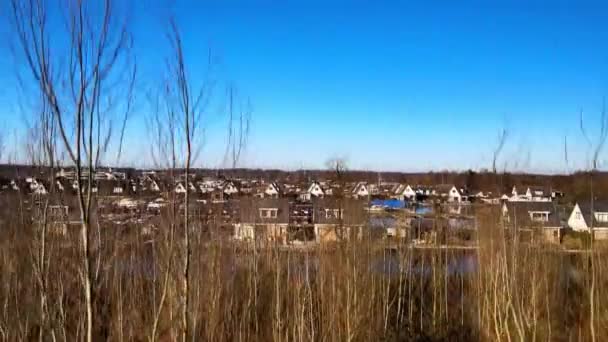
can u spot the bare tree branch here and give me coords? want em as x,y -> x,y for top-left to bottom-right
492,127 -> 508,174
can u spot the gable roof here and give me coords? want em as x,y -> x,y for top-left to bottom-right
239,198 -> 290,224
575,201 -> 608,228
503,202 -> 561,228
312,198 -> 367,225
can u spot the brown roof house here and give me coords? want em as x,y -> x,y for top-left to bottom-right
234,198 -> 290,244
568,201 -> 608,241
313,198 -> 368,243
502,202 -> 563,244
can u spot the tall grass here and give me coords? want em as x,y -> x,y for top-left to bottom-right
0,197 -> 605,341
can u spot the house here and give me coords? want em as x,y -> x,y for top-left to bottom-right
197,179 -> 216,194
234,198 -> 290,243
435,185 -> 466,203
264,182 -> 282,198
352,182 -> 369,199
140,175 -> 162,193
175,182 -> 187,194
568,201 -> 608,240
26,178 -> 48,195
525,186 -> 552,202
502,202 -> 563,243
55,177 -> 72,193
508,186 -> 552,202
395,184 -> 417,201
312,198 -> 367,243
299,181 -> 325,201
32,199 -> 81,235
97,179 -> 128,196
378,182 -> 401,198
32,180 -> 48,195
221,180 -> 239,196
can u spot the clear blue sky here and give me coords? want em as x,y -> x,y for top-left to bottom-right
3,1 -> 608,172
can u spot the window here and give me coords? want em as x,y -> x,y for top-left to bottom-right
576,212 -> 582,220
595,213 -> 608,223
260,208 -> 278,219
324,209 -> 343,219
530,212 -> 549,222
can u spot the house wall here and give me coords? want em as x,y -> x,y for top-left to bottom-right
257,224 -> 288,243
400,186 -> 416,200
308,183 -> 324,197
314,224 -> 363,243
234,223 -> 288,243
386,227 -> 407,239
593,229 -> 608,241
568,204 -> 589,232
234,224 -> 255,240
542,228 -> 562,244
448,187 -> 461,202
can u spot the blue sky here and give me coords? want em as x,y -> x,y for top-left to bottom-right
3,1 -> 608,172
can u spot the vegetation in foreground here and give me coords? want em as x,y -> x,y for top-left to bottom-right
0,200 -> 605,342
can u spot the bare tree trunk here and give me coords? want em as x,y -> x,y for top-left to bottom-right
9,1 -> 135,340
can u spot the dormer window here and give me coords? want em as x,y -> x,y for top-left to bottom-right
595,212 -> 608,223
530,211 -> 549,222
260,208 -> 278,219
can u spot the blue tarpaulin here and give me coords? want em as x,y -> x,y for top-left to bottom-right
370,199 -> 406,209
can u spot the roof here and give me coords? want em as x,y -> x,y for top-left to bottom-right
525,186 -> 551,196
434,184 -> 457,194
238,198 -> 290,224
576,200 -> 608,228
312,198 -> 367,225
503,202 -> 561,228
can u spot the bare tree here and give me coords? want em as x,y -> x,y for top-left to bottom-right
0,129 -> 4,163
163,17 -> 214,342
492,127 -> 508,174
9,1 -> 136,341
326,156 -> 348,240
223,83 -> 252,169
579,102 -> 608,342
580,106 -> 608,171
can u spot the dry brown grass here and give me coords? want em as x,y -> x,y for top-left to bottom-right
0,198 -> 606,341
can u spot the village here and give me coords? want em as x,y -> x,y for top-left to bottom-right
1,167 -> 605,249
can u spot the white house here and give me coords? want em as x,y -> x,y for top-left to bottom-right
352,182 -> 369,198
448,186 -> 463,203
436,185 -> 464,203
396,184 -> 417,200
150,180 -> 160,192
198,180 -> 215,194
568,202 -> 608,240
299,181 -> 325,201
33,183 -> 47,195
508,186 -> 552,202
264,182 -> 281,198
525,186 -> 552,202
222,181 -> 239,195
175,183 -> 187,194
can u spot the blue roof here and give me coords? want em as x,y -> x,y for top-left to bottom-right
370,199 -> 406,209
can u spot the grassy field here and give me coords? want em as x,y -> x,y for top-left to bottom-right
0,202 -> 606,342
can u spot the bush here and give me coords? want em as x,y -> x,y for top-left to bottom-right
562,230 -> 591,249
